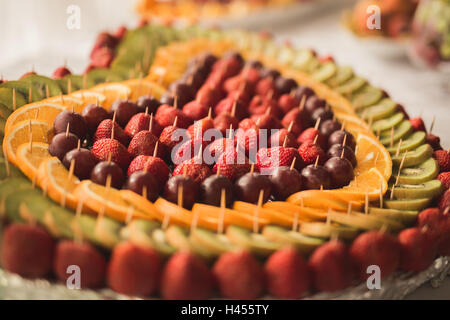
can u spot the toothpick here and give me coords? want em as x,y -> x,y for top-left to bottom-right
395,139 -> 403,157
287,121 -> 294,133
395,152 -> 407,185
374,152 -> 379,167
292,210 -> 299,232
149,113 -> 154,132
83,74 -> 87,90
12,89 -> 16,111
74,197 -> 85,244
142,185 -> 148,200
347,202 -> 352,215
153,141 -> 159,157
314,118 -> 321,130
290,157 -> 296,170
28,86 -> 32,103
250,163 -> 255,175
341,121 -> 346,131
326,207 -> 331,225
66,123 -> 70,137
125,205 -> 134,224
61,158 -> 75,208
298,95 -> 306,110
173,95 -> 178,109
218,189 -> 226,234
390,184 -> 395,200
77,139 -> 81,150
365,190 -> 369,214
231,100 -> 237,117
107,152 -> 112,164
379,179 -> 384,208
342,134 -> 347,147
314,155 -> 320,167
253,189 -> 264,234
389,126 -> 395,148
190,207 -> 200,234
173,116 -> 178,128
429,116 -> 436,134
68,78 -> 72,94
340,147 -> 345,159
282,135 -> 288,148
207,107 -> 212,119
177,184 -> 184,208
45,85 -> 49,99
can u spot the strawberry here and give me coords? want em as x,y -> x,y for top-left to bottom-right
223,76 -> 253,96
93,119 -> 130,146
128,130 -> 165,158
398,227 -> 437,273
196,84 -> 224,108
248,96 -> 280,117
278,94 -> 299,114
434,150 -> 450,172
297,128 -> 326,148
417,207 -> 442,231
90,47 -> 114,68
396,104 -> 410,120
438,172 -> 450,189
155,105 -> 192,129
426,133 -> 442,151
213,250 -> 265,299
92,138 -> 131,170
182,100 -> 209,121
159,126 -> 188,152
409,117 -> 426,132
124,113 -> 152,138
251,113 -> 283,132
439,189 -> 450,211
172,138 -> 209,165
256,146 -> 305,174
213,113 -> 239,137
417,207 -> 450,256
172,158 -> 212,183
255,77 -> 276,98
240,67 -> 260,85
265,248 -> 310,299
214,97 -> 247,120
298,141 -> 327,165
212,149 -> 250,181
350,231 -> 400,280
235,127 -> 260,157
212,55 -> 242,79
227,89 -> 251,105
187,117 -> 215,140
160,252 -> 215,300
308,241 -> 353,292
127,155 -> 169,185
281,108 -> 311,136
269,128 -> 297,148
238,118 -> 258,131
205,137 -> 236,161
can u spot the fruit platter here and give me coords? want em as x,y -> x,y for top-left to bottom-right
0,22 -> 449,300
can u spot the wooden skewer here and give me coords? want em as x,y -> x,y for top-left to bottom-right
314,155 -> 320,167
395,139 -> 403,157
282,135 -> 288,148
253,189 -> 264,234
342,134 -> 347,148
287,121 -> 294,133
390,184 -> 395,200
12,88 -> 16,111
45,85 -> 50,99
395,152 -> 408,186
290,157 -> 296,171
389,126 -> 395,148
74,197 -> 85,244
68,78 -> 72,95
292,209 -> 299,232
429,116 -> 436,134
347,202 -> 352,215
314,118 -> 321,130
149,113 -> 154,132
379,179 -> 384,209
231,100 -> 237,117
153,141 -> 159,158
66,123 -> 70,137
217,188 -> 227,233
77,139 -> 81,150
125,205 -> 134,224
298,95 -> 306,110
364,190 -> 369,214
250,163 -> 255,175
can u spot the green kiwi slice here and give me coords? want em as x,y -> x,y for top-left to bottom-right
392,157 -> 439,184
0,178 -> 33,214
86,68 -> 124,85
351,85 -> 383,110
0,161 -> 25,180
21,74 -> 62,97
0,118 -> 5,136
371,112 -> 404,132
72,214 -> 122,250
0,103 -> 12,119
387,131 -> 426,154
379,120 -> 413,146
0,87 -> 27,110
291,50 -> 316,71
328,211 -> 404,232
325,66 -> 354,87
389,179 -> 443,200
226,225 -> 283,257
299,222 -> 360,240
391,144 -> 433,167
384,198 -> 432,211
190,228 -> 237,257
312,61 -> 337,82
368,207 -> 418,226
0,80 -> 43,103
262,225 -> 324,255
165,225 -> 216,261
336,76 -> 366,95
4,189 -> 43,222
358,98 -> 397,121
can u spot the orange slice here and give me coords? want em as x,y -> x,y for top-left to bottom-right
15,142 -> 51,181
122,79 -> 166,101
355,133 -> 392,180
73,181 -> 150,222
263,201 -> 327,221
233,201 -> 294,227
3,120 -> 53,165
336,168 -> 388,202
91,83 -> 131,110
286,190 -> 354,211
37,157 -> 80,210
4,102 -> 65,136
43,95 -> 85,113
334,113 -> 375,138
70,90 -> 106,108
120,189 -> 161,220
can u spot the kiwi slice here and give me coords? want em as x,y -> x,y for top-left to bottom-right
291,50 -> 316,71
389,179 -> 443,200
0,118 -> 5,136
86,68 -> 124,85
371,112 -> 404,133
262,225 -> 324,255
299,222 -> 359,240
61,74 -> 95,91
384,198 -> 431,211
351,85 -> 383,110
312,62 -> 337,82
336,76 -> 366,95
277,46 -> 295,65
325,66 -> 354,87
379,120 -> 413,146
0,80 -> 43,103
0,87 -> 27,110
165,225 -> 216,261
391,144 -> 433,167
0,103 -> 11,119
120,219 -> 175,257
72,214 -> 122,250
368,207 -> 418,226
226,225 -> 283,257
387,131 -> 426,154
0,160 -> 25,180
21,74 -> 62,97
358,98 -> 397,121
328,212 -> 404,232
392,157 -> 439,184
4,189 -> 43,222
0,178 -> 33,214
190,228 -> 237,257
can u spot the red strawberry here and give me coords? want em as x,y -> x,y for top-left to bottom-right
278,94 -> 299,114
214,97 -> 247,120
172,138 -> 209,165
155,105 -> 192,129
182,100 -> 209,121
409,117 -> 426,132
213,149 -> 251,181
160,252 -> 215,300
281,108 -> 311,136
265,248 -> 310,299
212,56 -> 242,78
439,189 -> 450,211
127,155 -> 169,185
213,250 -> 265,299
255,77 -> 276,98
172,158 -> 212,183
269,128 -> 297,148
251,113 -> 283,131
94,119 -> 130,146
239,118 -> 258,131
196,84 -> 223,108
297,128 -> 326,148
256,146 -> 305,174
417,208 -> 442,231
298,141 -> 327,165
90,47 -> 114,68
248,96 -> 280,117
205,137 -> 236,161
187,116 -> 215,140
434,150 -> 450,172
417,207 -> 450,256
235,127 -> 259,156
241,67 -> 260,85
213,113 -> 239,136
128,130 -> 165,158
223,76 -> 253,96
227,89 -> 251,105
159,126 -> 188,152
92,138 -> 131,170
350,231 -> 400,280
398,227 -> 437,273
426,133 -> 442,151
438,172 -> 450,189
308,241 -> 354,292
124,113 -> 151,138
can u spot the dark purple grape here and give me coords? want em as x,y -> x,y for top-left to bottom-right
200,175 -> 233,207
260,68 -> 281,80
62,148 -> 97,180
90,161 -> 125,189
292,86 -> 315,102
234,173 -> 272,204
324,157 -> 354,188
305,96 -> 326,114
125,171 -> 160,202
223,51 -> 244,64
312,108 -> 334,122
81,104 -> 109,135
301,165 -> 331,190
246,60 -> 263,69
270,166 -> 302,200
328,130 -> 356,151
54,110 -> 87,141
327,144 -> 357,168
48,132 -> 79,161
320,120 -> 341,138
160,92 -> 175,106
168,81 -> 195,108
275,77 -> 298,95
136,95 -> 161,114
163,175 -> 199,209
110,100 -> 138,127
